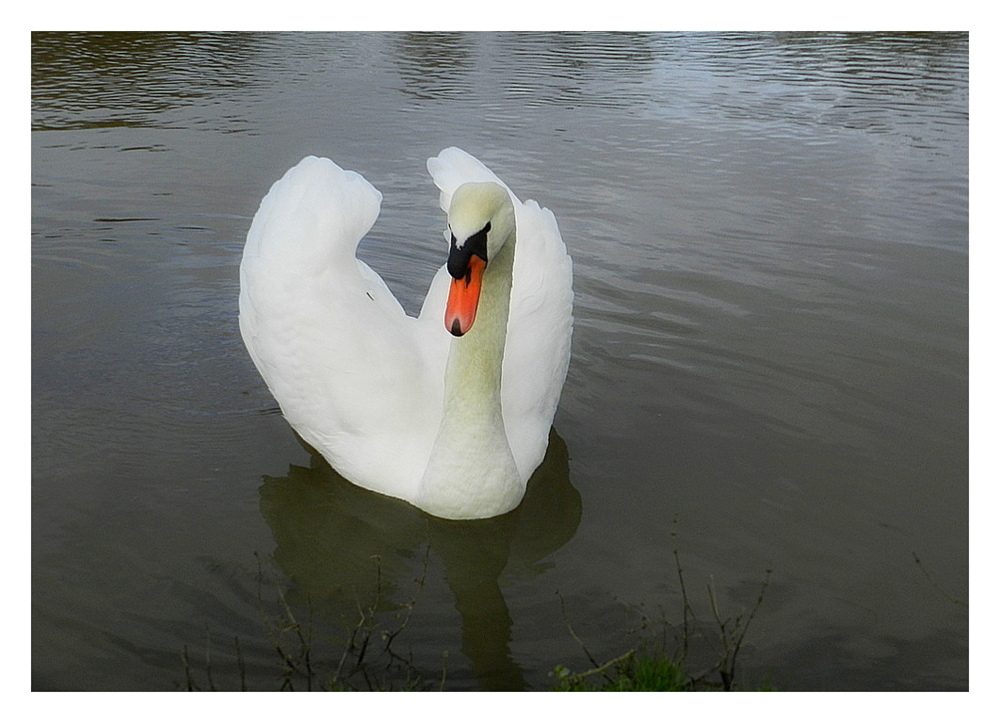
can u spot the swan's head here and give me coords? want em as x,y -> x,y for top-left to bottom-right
444,182 -> 515,337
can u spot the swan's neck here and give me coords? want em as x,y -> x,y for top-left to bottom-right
445,238 -> 513,417
417,235 -> 522,519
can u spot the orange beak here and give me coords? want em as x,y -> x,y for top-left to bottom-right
444,255 -> 486,337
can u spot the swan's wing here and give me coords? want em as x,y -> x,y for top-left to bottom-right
426,148 -> 574,480
502,197 -> 574,479
418,147 -> 499,327
426,147 -> 516,213
239,156 -> 443,498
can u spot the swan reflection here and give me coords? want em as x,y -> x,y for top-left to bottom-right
258,429 -> 580,690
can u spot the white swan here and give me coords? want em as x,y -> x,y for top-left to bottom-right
239,148 -> 573,520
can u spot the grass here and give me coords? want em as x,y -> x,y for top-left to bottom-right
180,543 -> 774,692
548,539 -> 773,692
552,653 -> 689,691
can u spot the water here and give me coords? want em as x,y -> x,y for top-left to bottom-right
32,32 -> 968,691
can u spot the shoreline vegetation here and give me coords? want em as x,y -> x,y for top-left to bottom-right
550,548 -> 772,692
180,546 -> 774,692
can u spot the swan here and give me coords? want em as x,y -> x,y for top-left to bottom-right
239,148 -> 573,520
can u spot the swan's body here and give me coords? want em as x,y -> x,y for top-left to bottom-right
239,148 -> 573,519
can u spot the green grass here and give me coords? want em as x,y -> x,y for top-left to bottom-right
552,653 -> 690,691
181,540 -> 777,691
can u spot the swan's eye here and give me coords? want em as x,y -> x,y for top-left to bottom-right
447,222 -> 491,280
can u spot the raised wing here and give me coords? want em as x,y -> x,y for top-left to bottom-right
239,156 -> 443,498
426,148 -> 574,480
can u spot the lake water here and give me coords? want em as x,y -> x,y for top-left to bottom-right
31,32 -> 968,691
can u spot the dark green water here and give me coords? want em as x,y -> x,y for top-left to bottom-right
32,32 -> 968,691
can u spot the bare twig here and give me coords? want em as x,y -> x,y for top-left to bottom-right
235,636 -> 246,692
912,552 -> 967,607
672,546 -> 692,659
204,628 -> 216,692
557,522 -> 772,692
557,592 -> 602,672
439,651 -> 449,692
181,644 -> 197,691
558,648 -> 637,689
725,568 -> 771,688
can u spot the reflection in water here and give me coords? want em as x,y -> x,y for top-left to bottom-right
391,32 -> 663,109
393,33 -> 474,101
32,32 -> 966,143
31,32 -> 967,690
657,32 -> 968,140
258,429 -> 580,691
31,32 -> 260,131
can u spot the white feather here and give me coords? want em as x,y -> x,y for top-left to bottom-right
239,148 -> 573,519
